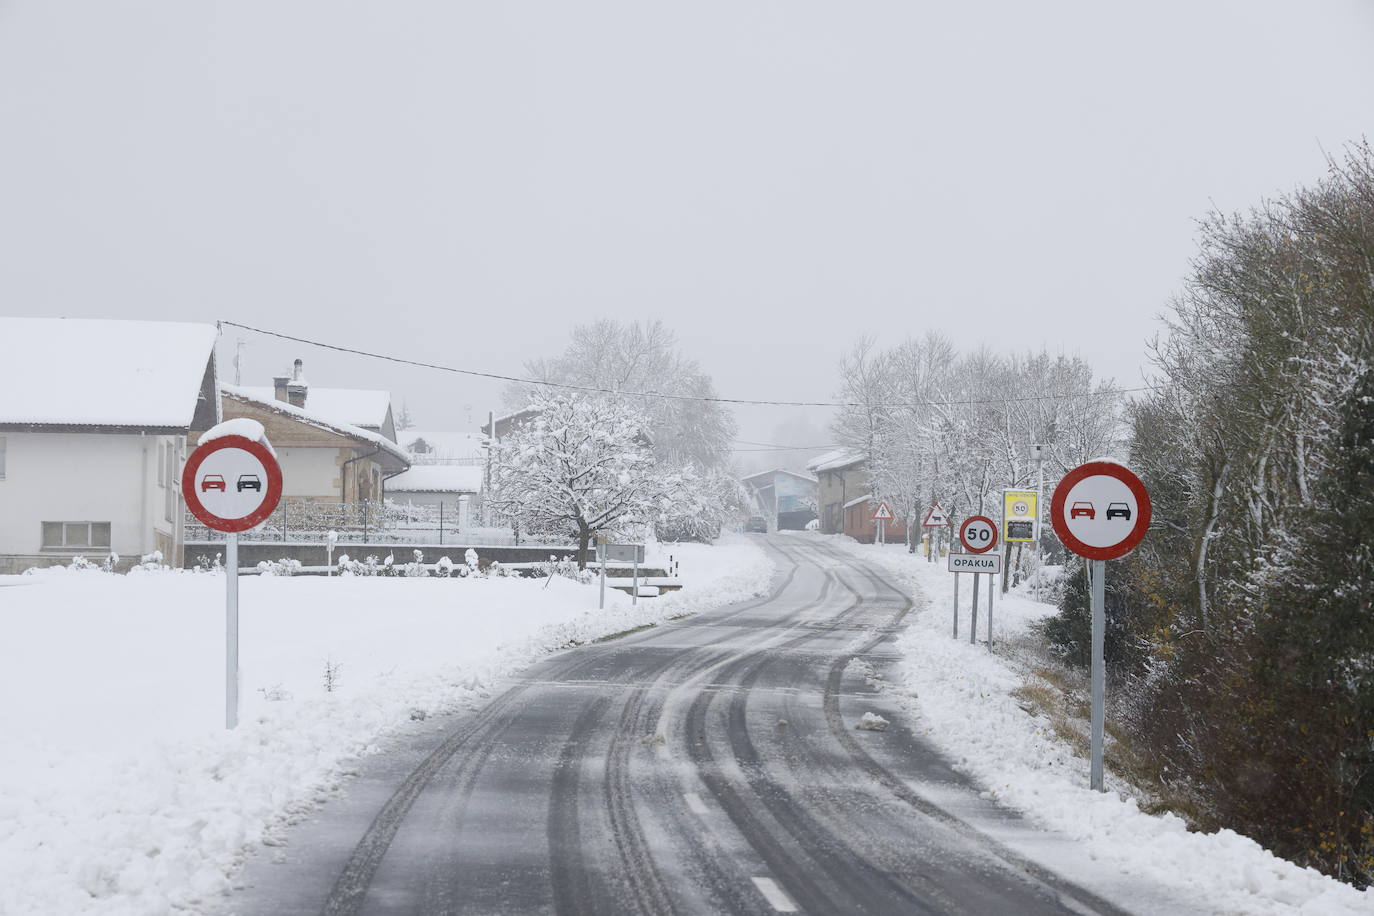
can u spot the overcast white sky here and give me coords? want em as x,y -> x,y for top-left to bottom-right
2,1 -> 1371,467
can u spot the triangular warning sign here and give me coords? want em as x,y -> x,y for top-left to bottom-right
872,500 -> 894,521
921,504 -> 948,527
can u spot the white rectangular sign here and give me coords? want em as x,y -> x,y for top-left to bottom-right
948,552 -> 1002,574
599,543 -> 645,563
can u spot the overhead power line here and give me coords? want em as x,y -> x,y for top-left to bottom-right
220,320 -> 1162,409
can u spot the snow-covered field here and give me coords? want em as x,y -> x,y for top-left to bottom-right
0,537 -> 771,916
825,534 -> 1374,916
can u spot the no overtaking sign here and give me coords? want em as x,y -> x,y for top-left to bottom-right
182,435 -> 283,533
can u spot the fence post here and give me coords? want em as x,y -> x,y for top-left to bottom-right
363,499 -> 369,543
439,502 -> 444,546
282,499 -> 288,542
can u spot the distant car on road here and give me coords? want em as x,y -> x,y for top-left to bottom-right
201,474 -> 226,493
745,516 -> 768,533
1106,502 -> 1131,520
236,474 -> 262,493
1070,501 -> 1096,520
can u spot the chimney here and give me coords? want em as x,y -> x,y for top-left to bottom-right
285,358 -> 308,408
273,375 -> 290,403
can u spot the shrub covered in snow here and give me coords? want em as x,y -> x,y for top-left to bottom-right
256,558 -> 303,577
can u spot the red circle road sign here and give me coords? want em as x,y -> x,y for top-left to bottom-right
959,516 -> 999,554
182,435 -> 283,533
1050,461 -> 1151,561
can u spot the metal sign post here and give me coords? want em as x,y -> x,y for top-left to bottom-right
922,503 -> 948,563
597,535 -> 607,609
987,571 -> 995,651
970,572 -> 980,645
600,543 -> 646,607
1030,444 -> 1046,596
182,426 -> 283,731
226,532 -> 239,729
872,500 -> 894,546
1090,558 -> 1105,789
1050,460 -> 1152,792
952,569 -> 960,638
958,516 -> 999,649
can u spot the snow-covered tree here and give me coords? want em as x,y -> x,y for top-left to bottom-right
485,394 -> 694,567
506,319 -> 737,469
830,333 -> 1118,557
655,467 -> 750,542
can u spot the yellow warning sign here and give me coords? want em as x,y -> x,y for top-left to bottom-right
1002,489 -> 1038,542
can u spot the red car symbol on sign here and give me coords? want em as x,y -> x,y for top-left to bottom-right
201,474 -> 226,492
1070,501 -> 1095,520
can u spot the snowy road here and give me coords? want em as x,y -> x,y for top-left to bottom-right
223,537 -> 1144,915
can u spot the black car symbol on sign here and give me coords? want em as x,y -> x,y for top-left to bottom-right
237,474 -> 262,493
1106,502 -> 1131,520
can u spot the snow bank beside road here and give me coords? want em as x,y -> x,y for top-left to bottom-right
0,537 -> 770,916
826,536 -> 1373,915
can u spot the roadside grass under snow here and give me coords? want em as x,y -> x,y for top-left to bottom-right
0,537 -> 771,916
820,533 -> 1373,916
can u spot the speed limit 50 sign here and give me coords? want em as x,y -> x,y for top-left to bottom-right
959,516 -> 999,554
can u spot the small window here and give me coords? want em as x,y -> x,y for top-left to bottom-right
42,521 -> 111,550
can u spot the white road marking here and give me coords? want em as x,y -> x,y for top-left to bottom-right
684,792 -> 709,815
751,877 -> 798,912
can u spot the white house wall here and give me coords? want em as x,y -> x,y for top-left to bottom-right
274,447 -> 343,499
0,432 -> 181,570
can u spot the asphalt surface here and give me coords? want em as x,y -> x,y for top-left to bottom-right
222,536 -> 1147,916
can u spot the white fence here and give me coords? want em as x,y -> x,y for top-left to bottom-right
185,499 -> 519,546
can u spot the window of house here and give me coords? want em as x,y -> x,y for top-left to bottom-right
42,521 -> 111,550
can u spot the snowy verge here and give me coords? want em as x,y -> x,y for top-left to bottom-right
0,536 -> 771,916
821,535 -> 1373,916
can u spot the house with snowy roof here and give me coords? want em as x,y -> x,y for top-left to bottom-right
386,464 -> 483,531
807,448 -> 869,535
805,448 -> 907,542
215,382 -> 409,506
741,468 -> 819,531
238,359 -> 398,442
401,429 -> 487,465
0,317 -> 220,572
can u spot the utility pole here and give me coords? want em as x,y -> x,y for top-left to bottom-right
1031,443 -> 1046,596
233,338 -> 246,386
483,410 -> 495,527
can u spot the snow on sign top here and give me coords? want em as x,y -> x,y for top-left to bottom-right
0,318 -> 217,427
